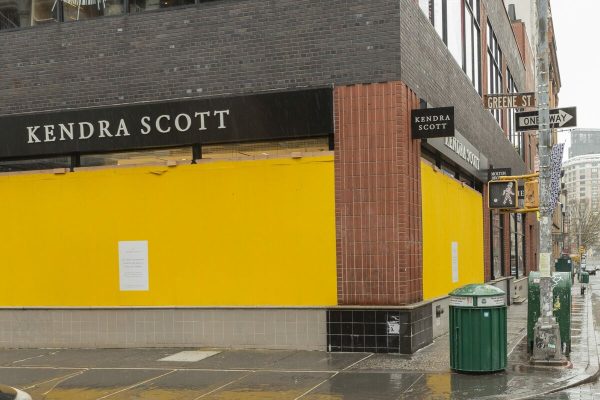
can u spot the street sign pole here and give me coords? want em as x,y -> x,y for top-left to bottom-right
532,0 -> 565,364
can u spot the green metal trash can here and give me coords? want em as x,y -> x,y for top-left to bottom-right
527,272 -> 572,354
449,284 -> 507,373
580,271 -> 590,284
555,256 -> 572,273
555,256 -> 574,283
580,271 -> 590,295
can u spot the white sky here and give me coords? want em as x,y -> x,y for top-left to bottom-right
551,0 -> 600,154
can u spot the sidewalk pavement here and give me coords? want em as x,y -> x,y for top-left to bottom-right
348,278 -> 599,399
0,279 -> 598,399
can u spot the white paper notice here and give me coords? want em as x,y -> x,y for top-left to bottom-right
539,252 -> 551,277
119,241 -> 149,291
451,242 -> 459,283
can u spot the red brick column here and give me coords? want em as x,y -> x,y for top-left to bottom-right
334,82 -> 422,306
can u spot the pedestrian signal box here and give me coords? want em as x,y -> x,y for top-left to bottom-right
488,180 -> 518,209
524,180 -> 539,209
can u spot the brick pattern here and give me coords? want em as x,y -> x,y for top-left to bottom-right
400,0 -> 528,175
0,0 -> 401,116
334,82 -> 422,306
0,309 -> 327,350
525,213 -> 539,275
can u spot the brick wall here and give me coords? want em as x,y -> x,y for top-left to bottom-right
525,213 -> 539,275
334,82 -> 422,306
0,0 -> 401,115
2,0 -> 532,183
399,0 -> 528,175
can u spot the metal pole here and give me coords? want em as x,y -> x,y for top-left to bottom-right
532,0 -> 565,363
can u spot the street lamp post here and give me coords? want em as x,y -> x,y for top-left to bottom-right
531,0 -> 565,363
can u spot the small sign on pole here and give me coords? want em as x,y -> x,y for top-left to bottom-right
411,107 -> 455,139
488,168 -> 512,181
515,107 -> 577,131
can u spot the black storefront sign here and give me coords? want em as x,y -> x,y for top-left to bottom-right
488,167 -> 512,181
411,107 -> 454,139
0,89 -> 333,159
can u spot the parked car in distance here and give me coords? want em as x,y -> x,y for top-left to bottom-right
582,264 -> 598,275
0,384 -> 31,400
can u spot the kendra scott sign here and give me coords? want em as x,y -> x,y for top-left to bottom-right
0,89 -> 332,159
25,110 -> 232,144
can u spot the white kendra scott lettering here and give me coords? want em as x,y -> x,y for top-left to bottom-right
444,136 -> 480,169
26,110 -> 230,144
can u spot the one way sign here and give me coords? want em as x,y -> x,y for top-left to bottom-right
515,107 -> 577,131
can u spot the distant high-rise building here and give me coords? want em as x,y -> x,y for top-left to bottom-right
569,129 -> 600,158
563,154 -> 600,210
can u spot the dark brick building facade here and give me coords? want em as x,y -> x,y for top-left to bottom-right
0,0 -> 539,353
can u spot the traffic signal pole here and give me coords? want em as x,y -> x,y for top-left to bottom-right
531,0 -> 565,363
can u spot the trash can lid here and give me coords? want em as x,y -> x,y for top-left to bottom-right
449,284 -> 505,297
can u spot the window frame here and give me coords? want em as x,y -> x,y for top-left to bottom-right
487,19 -> 504,127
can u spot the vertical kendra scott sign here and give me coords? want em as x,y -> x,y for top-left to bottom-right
411,106 -> 455,139
0,89 -> 333,159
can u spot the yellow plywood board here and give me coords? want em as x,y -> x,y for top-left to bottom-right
0,156 -> 337,306
421,162 -> 484,300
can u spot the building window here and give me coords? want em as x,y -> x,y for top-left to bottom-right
0,0 -> 59,29
202,138 -> 329,161
507,69 -> 523,157
419,0 -> 445,44
510,214 -> 525,278
0,0 -> 126,28
77,138 -> 330,167
487,20 -> 503,127
63,0 -> 125,21
129,0 -> 194,13
418,0 -> 481,94
464,0 -> 481,94
0,0 -> 214,30
0,156 -> 70,172
80,146 -> 193,167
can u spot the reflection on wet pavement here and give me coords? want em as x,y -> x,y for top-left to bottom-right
105,370 -> 249,399
31,369 -> 170,400
198,371 -> 334,399
303,372 -> 422,400
530,281 -> 600,400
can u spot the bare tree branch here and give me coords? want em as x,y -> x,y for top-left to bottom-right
567,199 -> 600,252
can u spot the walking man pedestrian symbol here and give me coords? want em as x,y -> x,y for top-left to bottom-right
502,182 -> 515,206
